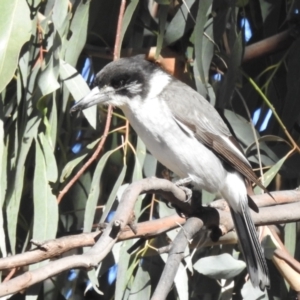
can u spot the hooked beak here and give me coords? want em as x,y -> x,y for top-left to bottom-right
70,86 -> 113,113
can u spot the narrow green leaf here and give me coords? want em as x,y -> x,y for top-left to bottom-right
194,253 -> 246,279
100,165 -> 127,223
52,0 -> 70,38
65,1 -> 91,66
119,0 -> 139,57
38,133 -> 58,183
60,137 -> 100,182
284,222 -> 296,258
115,240 -> 133,300
155,5 -> 169,59
128,264 -> 151,300
174,263 -> 189,300
60,59 -> 97,129
6,116 -> 41,252
33,139 -> 58,243
37,56 -> 60,96
132,137 -> 146,216
0,0 -> 32,93
83,149 -> 117,232
0,119 -> 7,256
254,155 -> 288,193
164,0 -> 198,46
194,0 -> 212,84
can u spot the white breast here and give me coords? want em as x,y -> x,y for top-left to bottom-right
121,95 -> 227,193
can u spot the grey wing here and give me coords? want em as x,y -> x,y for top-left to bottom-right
161,80 -> 267,192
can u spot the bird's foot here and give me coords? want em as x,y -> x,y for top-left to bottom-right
175,177 -> 193,202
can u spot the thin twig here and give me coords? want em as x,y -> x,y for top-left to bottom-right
57,106 -> 113,204
57,0 -> 127,203
113,0 -> 127,60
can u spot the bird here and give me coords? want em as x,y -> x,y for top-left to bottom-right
70,55 -> 270,290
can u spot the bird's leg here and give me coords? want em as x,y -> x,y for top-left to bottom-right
175,177 -> 193,202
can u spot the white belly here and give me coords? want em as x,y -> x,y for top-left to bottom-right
121,97 -> 227,193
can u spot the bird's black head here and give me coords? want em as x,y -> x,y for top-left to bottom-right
70,56 -> 161,112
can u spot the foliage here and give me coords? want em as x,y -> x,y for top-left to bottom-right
0,0 -> 299,299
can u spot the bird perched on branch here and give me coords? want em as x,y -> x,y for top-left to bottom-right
71,55 -> 270,290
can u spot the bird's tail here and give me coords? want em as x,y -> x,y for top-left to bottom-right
230,205 -> 270,290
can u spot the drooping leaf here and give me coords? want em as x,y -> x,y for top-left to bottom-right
83,149 -> 118,232
164,0 -> 198,46
194,0 -> 213,95
284,222 -> 296,258
65,0 -> 91,66
6,116 -> 41,252
38,133 -> 58,183
0,0 -> 32,93
254,154 -> 288,193
128,263 -> 151,300
241,280 -> 268,300
60,59 -> 97,129
119,0 -> 139,57
155,4 -> 169,59
60,137 -> 100,182
194,253 -> 246,279
100,165 -> 127,223
33,138 -> 58,242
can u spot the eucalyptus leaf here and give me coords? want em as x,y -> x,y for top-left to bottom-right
60,59 -> 97,129
119,0 -> 139,57
100,165 -> 127,223
65,1 -> 91,66
164,0 -> 198,46
0,0 -> 32,93
60,137 -> 100,182
33,138 -> 58,242
128,263 -> 151,300
194,253 -> 246,279
284,222 -> 296,258
83,149 -> 117,232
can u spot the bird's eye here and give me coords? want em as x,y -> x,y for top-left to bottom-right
111,75 -> 130,90
112,80 -> 124,89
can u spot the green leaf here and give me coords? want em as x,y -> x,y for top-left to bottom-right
60,137 -> 100,182
128,264 -> 151,300
6,116 -> 41,252
132,137 -> 146,216
53,0 -> 70,38
254,154 -> 288,193
284,222 -> 296,258
224,110 -> 279,167
241,280 -> 268,300
194,0 -> 212,87
115,240 -> 134,300
83,149 -> 117,232
37,56 -> 60,97
100,165 -> 127,223
164,0 -> 198,46
194,253 -> 246,279
60,59 -> 97,129
65,1 -> 91,66
38,133 -> 58,183
119,0 -> 139,57
33,138 -> 58,242
174,263 -> 189,300
217,32 -> 243,107
155,5 -> 168,59
0,0 -> 32,93
0,119 -> 7,256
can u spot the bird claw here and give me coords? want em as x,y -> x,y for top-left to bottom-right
175,178 -> 193,202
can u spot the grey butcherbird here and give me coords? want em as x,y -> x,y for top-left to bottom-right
70,55 -> 270,289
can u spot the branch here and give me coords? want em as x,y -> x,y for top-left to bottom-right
0,178 -> 300,296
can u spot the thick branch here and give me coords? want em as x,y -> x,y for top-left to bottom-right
0,178 -> 299,296
151,218 -> 204,300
